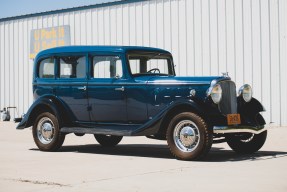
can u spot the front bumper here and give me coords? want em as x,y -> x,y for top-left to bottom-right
213,125 -> 266,134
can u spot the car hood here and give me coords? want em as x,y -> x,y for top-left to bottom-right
133,76 -> 231,101
143,76 -> 224,85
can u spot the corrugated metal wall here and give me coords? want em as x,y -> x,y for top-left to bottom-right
0,0 -> 286,125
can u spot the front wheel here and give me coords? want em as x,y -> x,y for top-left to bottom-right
94,135 -> 123,147
32,112 -> 65,151
166,112 -> 212,161
225,131 -> 267,154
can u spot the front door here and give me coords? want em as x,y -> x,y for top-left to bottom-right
88,55 -> 127,123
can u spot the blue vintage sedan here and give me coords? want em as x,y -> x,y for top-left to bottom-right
16,46 -> 267,160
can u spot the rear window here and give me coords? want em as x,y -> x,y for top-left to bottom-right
38,58 -> 55,78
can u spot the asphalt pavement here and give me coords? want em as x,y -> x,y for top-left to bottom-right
0,122 -> 286,192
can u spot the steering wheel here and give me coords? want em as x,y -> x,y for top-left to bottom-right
147,68 -> 160,73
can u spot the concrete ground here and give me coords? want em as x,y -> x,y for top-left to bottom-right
0,122 -> 286,192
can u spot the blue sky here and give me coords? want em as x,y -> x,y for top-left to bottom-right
0,0 -> 114,19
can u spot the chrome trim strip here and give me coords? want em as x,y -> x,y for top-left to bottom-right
213,126 -> 267,134
147,82 -> 211,85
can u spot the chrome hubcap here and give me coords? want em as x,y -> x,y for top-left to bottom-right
180,126 -> 196,146
37,117 -> 55,144
174,120 -> 200,152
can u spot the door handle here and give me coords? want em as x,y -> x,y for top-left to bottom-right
78,86 -> 87,91
115,86 -> 125,92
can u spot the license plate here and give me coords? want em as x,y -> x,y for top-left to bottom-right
227,114 -> 241,125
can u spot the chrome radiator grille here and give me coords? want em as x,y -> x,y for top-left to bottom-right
218,81 -> 237,115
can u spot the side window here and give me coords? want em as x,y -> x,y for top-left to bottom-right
59,56 -> 86,79
93,56 -> 123,78
129,59 -> 140,74
147,59 -> 169,74
128,57 -> 170,74
39,58 -> 55,78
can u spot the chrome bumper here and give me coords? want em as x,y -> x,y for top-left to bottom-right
213,126 -> 267,134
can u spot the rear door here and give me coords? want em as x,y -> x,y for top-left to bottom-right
54,54 -> 90,122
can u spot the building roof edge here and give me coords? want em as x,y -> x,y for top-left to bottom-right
0,0 -> 148,22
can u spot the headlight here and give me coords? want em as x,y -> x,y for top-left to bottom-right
238,84 -> 252,102
207,84 -> 222,104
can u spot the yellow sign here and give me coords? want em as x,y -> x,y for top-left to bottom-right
30,25 -> 70,59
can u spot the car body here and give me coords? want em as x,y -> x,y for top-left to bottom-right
17,46 -> 267,160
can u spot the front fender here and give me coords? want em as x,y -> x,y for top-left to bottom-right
238,97 -> 266,126
131,99 -> 205,136
16,95 -> 73,129
164,99 -> 206,117
238,97 -> 265,114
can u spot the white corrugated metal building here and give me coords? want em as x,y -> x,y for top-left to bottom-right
0,0 -> 286,125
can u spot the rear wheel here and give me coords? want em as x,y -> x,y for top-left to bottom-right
225,131 -> 267,154
32,112 -> 65,151
166,112 -> 212,161
94,135 -> 123,147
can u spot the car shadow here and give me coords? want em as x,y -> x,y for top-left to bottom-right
205,147 -> 287,162
61,144 -> 174,159
30,144 -> 287,162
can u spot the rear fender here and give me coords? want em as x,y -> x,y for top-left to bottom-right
16,95 -> 74,129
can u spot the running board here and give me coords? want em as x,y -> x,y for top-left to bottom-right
60,126 -> 137,136
61,119 -> 161,136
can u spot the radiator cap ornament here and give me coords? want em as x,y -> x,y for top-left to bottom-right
222,72 -> 229,77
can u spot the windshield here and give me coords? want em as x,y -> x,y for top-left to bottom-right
128,51 -> 175,76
